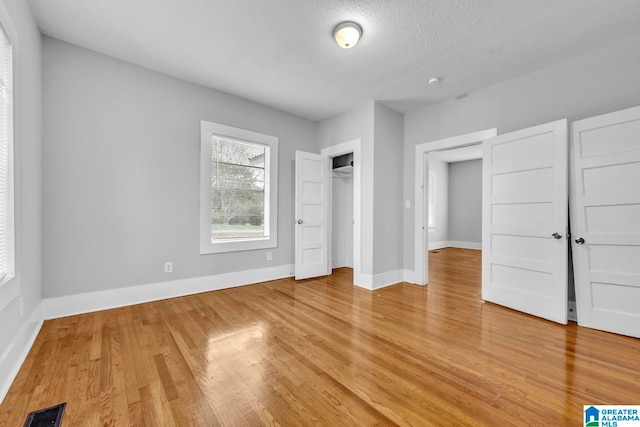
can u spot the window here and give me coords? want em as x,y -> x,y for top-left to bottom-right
0,24 -> 13,285
427,171 -> 436,228
200,121 -> 278,254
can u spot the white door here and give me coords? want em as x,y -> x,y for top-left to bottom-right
295,151 -> 328,280
482,119 -> 568,324
571,106 -> 640,338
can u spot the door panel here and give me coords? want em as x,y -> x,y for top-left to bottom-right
571,105 -> 640,338
482,119 -> 568,324
295,151 -> 328,280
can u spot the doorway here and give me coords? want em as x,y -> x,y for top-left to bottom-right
413,129 -> 497,285
331,152 -> 354,270
427,146 -> 483,250
427,148 -> 483,281
321,139 -> 364,286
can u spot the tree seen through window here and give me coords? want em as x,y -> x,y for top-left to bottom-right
211,136 -> 268,239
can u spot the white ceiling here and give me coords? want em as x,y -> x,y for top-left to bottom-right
28,0 -> 640,121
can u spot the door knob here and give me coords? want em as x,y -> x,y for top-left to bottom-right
297,219 -> 303,224
575,237 -> 585,245
551,232 -> 562,239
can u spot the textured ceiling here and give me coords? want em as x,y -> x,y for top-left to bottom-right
29,0 -> 640,121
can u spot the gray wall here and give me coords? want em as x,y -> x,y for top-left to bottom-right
0,0 -> 42,387
403,33 -> 640,271
427,157 -> 448,246
42,37 -> 316,298
372,102 -> 404,274
317,101 -> 404,277
448,159 -> 482,244
317,102 -> 375,275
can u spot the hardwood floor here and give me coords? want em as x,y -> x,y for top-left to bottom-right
2,248 -> 639,426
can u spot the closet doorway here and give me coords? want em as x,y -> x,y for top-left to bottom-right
321,139 -> 364,286
294,139 -> 362,285
331,152 -> 354,270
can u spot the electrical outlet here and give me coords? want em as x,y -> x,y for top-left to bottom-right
266,252 -> 273,261
164,262 -> 173,273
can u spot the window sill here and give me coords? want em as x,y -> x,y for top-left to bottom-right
200,236 -> 277,254
0,272 -> 13,287
0,276 -> 18,313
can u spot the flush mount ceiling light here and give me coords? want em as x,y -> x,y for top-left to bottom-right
333,21 -> 362,49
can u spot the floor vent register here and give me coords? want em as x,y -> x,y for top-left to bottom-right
23,402 -> 66,427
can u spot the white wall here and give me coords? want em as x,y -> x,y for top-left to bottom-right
403,34 -> 640,271
427,157 -> 448,249
448,159 -> 482,246
41,37 -> 317,298
0,0 -> 43,401
331,174 -> 353,268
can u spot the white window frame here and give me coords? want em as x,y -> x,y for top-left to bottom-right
427,171 -> 436,229
0,20 -> 14,287
200,120 -> 278,254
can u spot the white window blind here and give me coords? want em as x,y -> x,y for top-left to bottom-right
0,25 -> 14,285
210,135 -> 269,240
427,171 -> 436,228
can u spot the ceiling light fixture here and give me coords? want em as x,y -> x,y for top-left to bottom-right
428,77 -> 441,85
333,21 -> 362,49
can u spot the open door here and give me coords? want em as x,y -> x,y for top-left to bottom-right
571,106 -> 640,338
482,119 -> 568,324
295,151 -> 328,280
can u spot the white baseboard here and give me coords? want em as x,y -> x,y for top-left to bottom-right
428,241 -> 482,251
0,304 -> 43,404
402,269 -> 418,285
43,264 -> 294,320
373,270 -> 403,290
355,269 -> 404,291
331,257 -> 353,270
354,273 -> 373,290
427,241 -> 448,250
447,241 -> 482,250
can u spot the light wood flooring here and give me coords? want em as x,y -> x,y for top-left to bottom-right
1,248 -> 639,426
